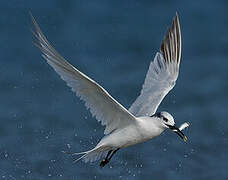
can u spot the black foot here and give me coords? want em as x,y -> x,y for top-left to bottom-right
100,159 -> 109,167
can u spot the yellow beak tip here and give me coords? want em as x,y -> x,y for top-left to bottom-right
183,136 -> 188,142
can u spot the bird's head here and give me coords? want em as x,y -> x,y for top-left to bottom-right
151,111 -> 187,142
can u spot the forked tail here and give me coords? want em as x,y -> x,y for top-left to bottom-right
72,146 -> 108,163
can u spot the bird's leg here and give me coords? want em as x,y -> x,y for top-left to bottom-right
100,150 -> 113,167
100,148 -> 120,167
107,148 -> 119,162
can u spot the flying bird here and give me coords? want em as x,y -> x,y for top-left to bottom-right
31,13 -> 189,167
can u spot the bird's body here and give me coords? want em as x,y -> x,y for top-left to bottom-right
99,116 -> 164,149
31,12 -> 190,167
75,115 -> 166,163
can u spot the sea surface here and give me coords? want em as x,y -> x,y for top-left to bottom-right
1,0 -> 228,179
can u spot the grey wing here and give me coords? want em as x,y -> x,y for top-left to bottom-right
31,15 -> 136,135
129,13 -> 181,117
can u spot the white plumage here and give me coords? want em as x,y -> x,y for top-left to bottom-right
31,13 -> 189,166
129,14 -> 181,116
31,15 -> 136,135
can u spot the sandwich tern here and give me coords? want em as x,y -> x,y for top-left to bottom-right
31,13 -> 189,167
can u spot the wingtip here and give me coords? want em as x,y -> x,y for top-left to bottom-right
175,12 -> 179,18
29,11 -> 33,18
175,12 -> 181,28
173,12 -> 180,29
29,11 -> 36,25
160,13 -> 182,65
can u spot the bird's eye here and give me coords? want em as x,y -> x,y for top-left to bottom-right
163,117 -> 168,122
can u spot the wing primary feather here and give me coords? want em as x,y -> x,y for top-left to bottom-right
175,13 -> 182,65
30,13 -> 136,134
129,13 -> 182,116
160,13 -> 181,66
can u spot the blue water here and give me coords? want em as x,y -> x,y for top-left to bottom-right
1,0 -> 228,179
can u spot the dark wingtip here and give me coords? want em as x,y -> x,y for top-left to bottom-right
160,13 -> 182,66
175,11 -> 179,18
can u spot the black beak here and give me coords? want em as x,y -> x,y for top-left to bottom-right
166,124 -> 187,142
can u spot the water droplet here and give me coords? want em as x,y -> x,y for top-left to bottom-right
18,124 -> 22,129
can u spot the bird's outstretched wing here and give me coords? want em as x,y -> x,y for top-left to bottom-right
31,15 -> 136,135
129,13 -> 181,117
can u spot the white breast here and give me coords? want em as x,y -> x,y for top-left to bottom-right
97,116 -> 165,149
136,116 -> 165,140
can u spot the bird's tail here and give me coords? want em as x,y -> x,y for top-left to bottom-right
72,146 -> 108,163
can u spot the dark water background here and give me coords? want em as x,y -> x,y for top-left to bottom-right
1,0 -> 228,179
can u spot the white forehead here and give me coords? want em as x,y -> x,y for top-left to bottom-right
160,111 -> 175,124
